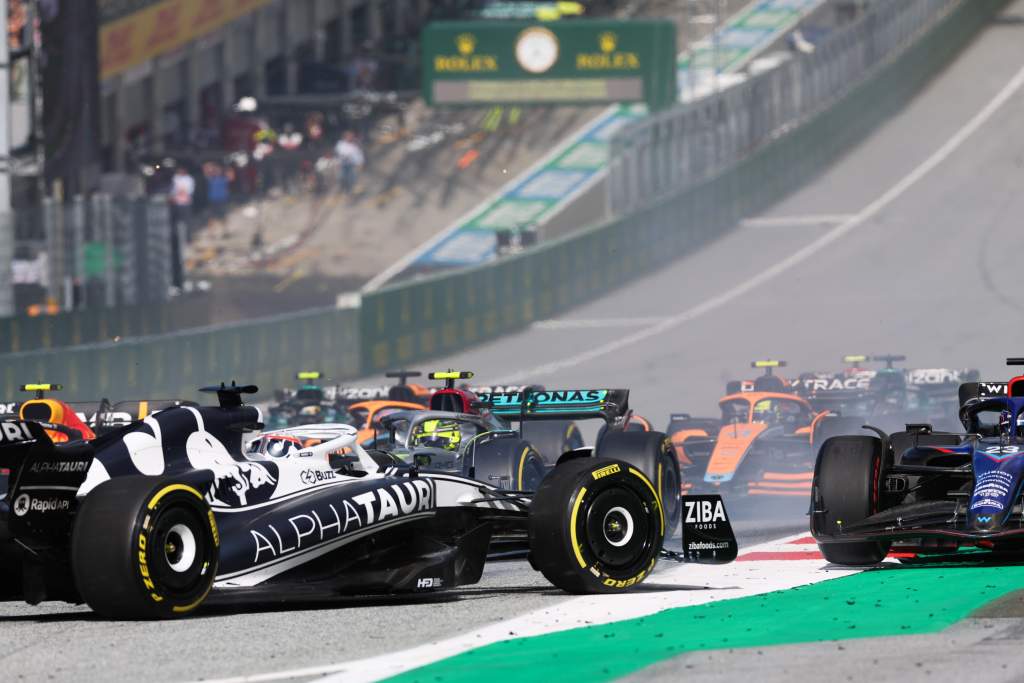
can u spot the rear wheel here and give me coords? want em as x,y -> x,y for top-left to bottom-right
72,477 -> 219,619
597,431 -> 681,534
519,421 -> 584,466
812,436 -> 891,565
529,458 -> 663,593
467,438 -> 547,491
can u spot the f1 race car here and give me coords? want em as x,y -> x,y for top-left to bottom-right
796,355 -> 978,437
667,361 -> 826,498
0,382 -> 736,618
811,358 -> 1024,565
363,383 -> 679,526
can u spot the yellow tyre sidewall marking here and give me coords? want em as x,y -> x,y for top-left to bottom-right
570,485 -> 588,568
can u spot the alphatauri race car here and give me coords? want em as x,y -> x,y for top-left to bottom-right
811,359 -> 1024,565
667,361 -> 826,497
0,383 -> 736,618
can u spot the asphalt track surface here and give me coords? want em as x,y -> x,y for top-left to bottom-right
7,5 -> 1024,682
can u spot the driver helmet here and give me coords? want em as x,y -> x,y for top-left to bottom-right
752,399 -> 781,425
414,419 -> 463,451
262,434 -> 303,458
998,410 -> 1024,438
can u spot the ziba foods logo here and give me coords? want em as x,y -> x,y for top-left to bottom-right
434,33 -> 498,73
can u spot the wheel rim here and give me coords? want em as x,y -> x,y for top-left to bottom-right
584,487 -> 654,570
147,505 -> 212,595
602,506 -> 635,547
164,523 -> 197,573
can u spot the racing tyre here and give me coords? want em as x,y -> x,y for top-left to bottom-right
519,421 -> 584,466
468,438 -> 547,491
72,476 -> 219,619
812,436 -> 891,566
530,458 -> 663,593
811,416 -> 867,450
596,431 -> 681,534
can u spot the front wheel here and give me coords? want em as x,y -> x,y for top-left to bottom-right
812,436 -> 891,566
72,477 -> 219,619
529,458 -> 664,593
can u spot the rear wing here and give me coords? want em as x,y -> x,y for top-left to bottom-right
476,389 -> 629,423
907,368 -> 979,389
959,381 -> 1007,407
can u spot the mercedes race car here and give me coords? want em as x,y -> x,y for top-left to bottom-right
811,358 -> 1024,565
667,361 -> 827,498
369,386 -> 679,529
0,382 -> 736,618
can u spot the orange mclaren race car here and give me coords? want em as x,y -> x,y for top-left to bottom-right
348,399 -> 426,445
667,361 -> 829,497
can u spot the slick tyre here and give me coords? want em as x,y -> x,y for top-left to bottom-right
529,458 -> 663,593
468,438 -> 547,491
812,436 -> 891,566
519,421 -> 584,466
72,477 -> 219,619
811,416 -> 866,450
596,431 -> 681,534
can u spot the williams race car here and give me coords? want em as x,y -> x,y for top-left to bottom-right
811,359 -> 1024,565
0,382 -> 735,618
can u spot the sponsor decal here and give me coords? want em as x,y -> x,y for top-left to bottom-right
977,515 -> 993,524
300,469 -> 337,486
12,494 -> 70,515
0,421 -> 34,443
434,33 -> 498,73
0,402 -> 19,415
591,463 -> 621,480
576,31 -> 641,71
798,376 -> 873,392
687,541 -> 732,551
208,462 -> 279,507
12,493 -> 30,517
907,368 -> 962,385
28,460 -> 91,474
249,479 -> 436,564
684,499 -> 727,527
417,577 -> 444,589
681,494 -> 737,564
481,389 -> 608,407
334,386 -> 391,401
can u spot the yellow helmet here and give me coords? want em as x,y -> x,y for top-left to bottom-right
415,419 -> 463,451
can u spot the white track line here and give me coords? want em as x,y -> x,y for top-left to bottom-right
189,532 -> 878,683
532,317 -> 667,329
492,59 -> 1024,385
741,214 -> 855,228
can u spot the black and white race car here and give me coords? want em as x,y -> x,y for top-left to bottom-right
0,384 -> 736,618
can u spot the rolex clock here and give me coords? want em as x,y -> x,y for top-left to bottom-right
515,26 -> 559,74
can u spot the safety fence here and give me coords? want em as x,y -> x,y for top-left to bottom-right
0,0 -> 1007,398
0,305 -> 360,402
608,0 -> 976,216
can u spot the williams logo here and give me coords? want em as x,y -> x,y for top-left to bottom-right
576,31 -> 640,70
434,33 -> 498,73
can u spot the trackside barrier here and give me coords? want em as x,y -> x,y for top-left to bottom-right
0,306 -> 360,402
359,0 -> 1007,372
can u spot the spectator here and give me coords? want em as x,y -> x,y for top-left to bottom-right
170,165 -> 195,236
334,130 -> 364,195
204,162 -> 230,231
